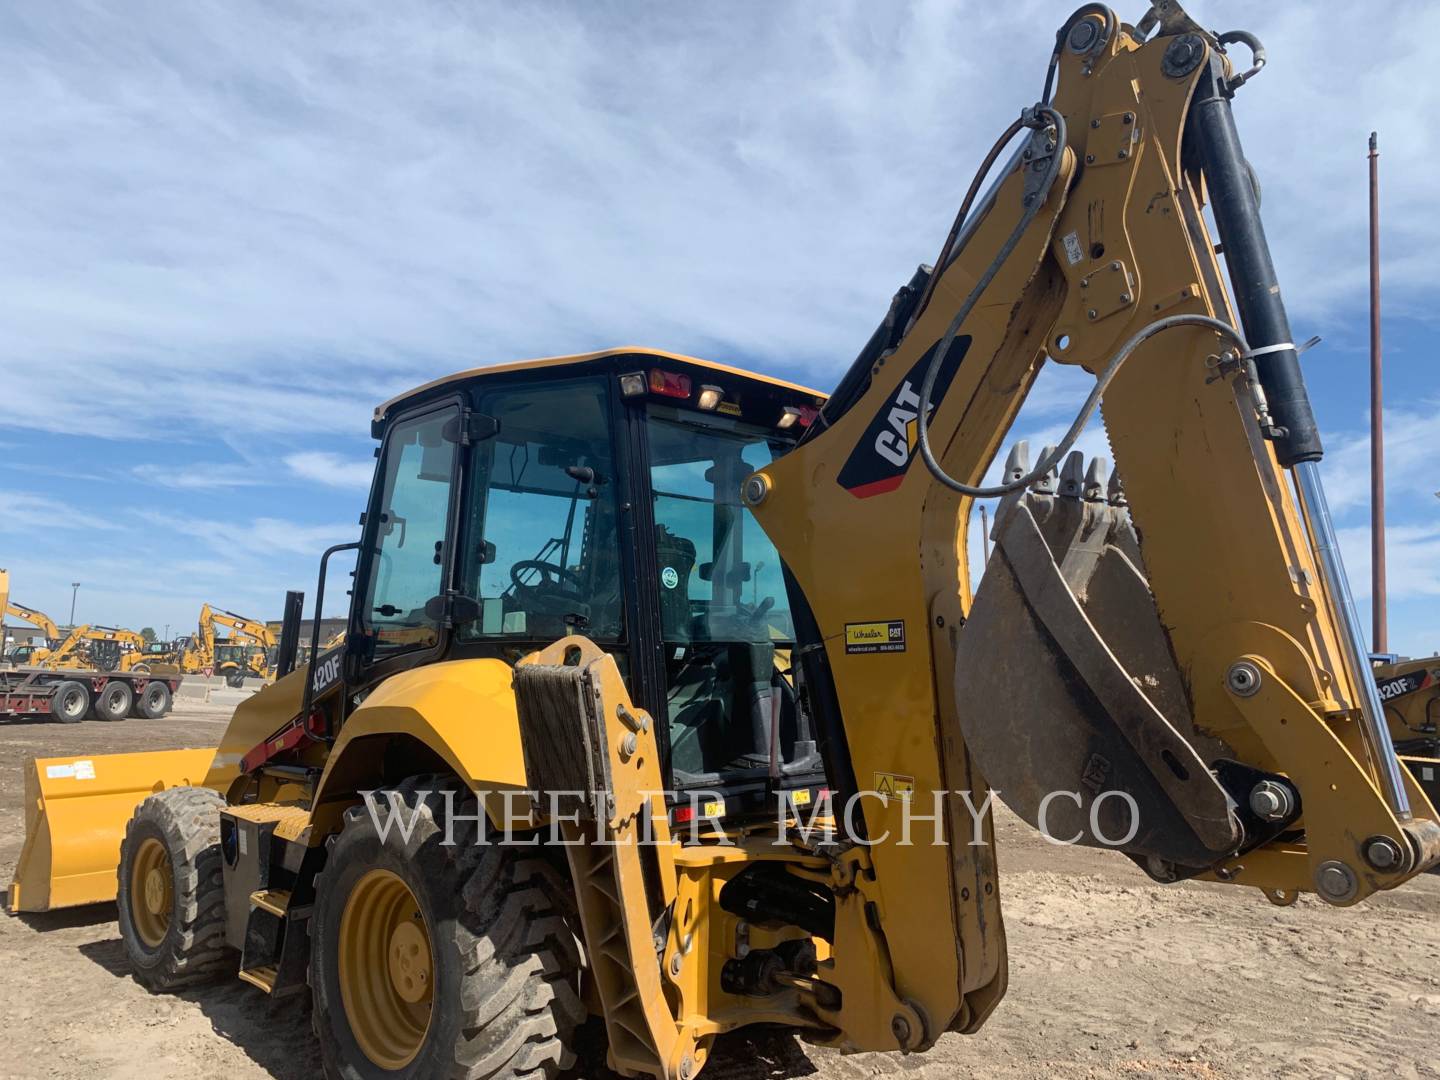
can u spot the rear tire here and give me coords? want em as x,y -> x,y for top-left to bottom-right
116,787 -> 234,991
95,680 -> 134,721
226,670 -> 246,688
50,680 -> 89,723
309,778 -> 583,1080
137,681 -> 172,719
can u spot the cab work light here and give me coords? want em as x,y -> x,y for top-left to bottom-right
696,385 -> 723,411
619,372 -> 647,397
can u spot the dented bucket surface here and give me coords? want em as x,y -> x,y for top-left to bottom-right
8,748 -> 219,913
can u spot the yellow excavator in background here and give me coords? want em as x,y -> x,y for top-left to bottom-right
174,603 -> 276,685
10,6 -> 1440,1079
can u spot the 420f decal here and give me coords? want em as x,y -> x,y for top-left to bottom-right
835,337 -> 970,499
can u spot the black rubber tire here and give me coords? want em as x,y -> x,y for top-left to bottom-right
310,778 -> 583,1080
116,786 -> 234,991
226,670 -> 246,689
50,680 -> 90,723
137,681 -> 172,719
95,680 -> 134,721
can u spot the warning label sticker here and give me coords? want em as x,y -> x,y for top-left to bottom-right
45,759 -> 96,781
845,620 -> 906,654
873,772 -> 915,800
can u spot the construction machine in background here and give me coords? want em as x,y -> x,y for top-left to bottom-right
1373,654 -> 1440,812
1,623 -> 180,721
0,575 -> 179,719
2,595 -> 64,667
10,5 -> 1440,1078
165,604 -> 276,685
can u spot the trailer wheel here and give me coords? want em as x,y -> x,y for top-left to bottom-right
50,680 -> 90,723
117,786 -> 234,991
95,680 -> 134,721
310,778 -> 582,1080
136,681 -> 172,719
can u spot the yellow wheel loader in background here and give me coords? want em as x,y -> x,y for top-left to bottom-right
11,5 -> 1440,1078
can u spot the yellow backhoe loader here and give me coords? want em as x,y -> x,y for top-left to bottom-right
171,604 -> 277,685
1372,654 -> 1440,812
2,595 -> 64,667
11,5 -> 1439,1078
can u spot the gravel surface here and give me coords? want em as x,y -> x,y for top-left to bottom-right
3,705 -> 1438,1079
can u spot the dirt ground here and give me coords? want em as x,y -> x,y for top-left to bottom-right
2,706 -> 1438,1080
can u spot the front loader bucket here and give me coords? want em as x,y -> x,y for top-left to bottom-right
8,748 -> 218,913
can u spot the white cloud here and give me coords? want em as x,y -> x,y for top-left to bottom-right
1308,406 -> 1440,516
0,489 -> 124,533
136,509 -> 355,558
1340,522 -> 1440,603
4,1 -> 1430,445
285,451 -> 374,491
131,463 -> 266,491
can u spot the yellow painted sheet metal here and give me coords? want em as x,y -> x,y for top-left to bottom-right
8,748 -> 218,913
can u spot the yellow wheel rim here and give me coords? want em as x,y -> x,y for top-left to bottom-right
130,837 -> 173,949
338,869 -> 434,1070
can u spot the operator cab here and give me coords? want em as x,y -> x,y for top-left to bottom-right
347,350 -> 828,816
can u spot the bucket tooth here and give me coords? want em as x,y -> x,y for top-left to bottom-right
1107,467 -> 1127,507
1031,445 -> 1059,495
1058,450 -> 1085,499
1083,457 -> 1109,502
1003,440 -> 1030,483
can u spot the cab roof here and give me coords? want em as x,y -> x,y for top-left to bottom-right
373,347 -> 827,425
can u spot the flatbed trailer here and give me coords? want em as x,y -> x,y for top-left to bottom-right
0,667 -> 178,722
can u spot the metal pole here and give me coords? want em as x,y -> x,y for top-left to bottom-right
69,582 -> 80,626
980,504 -> 991,563
1369,132 -> 1387,654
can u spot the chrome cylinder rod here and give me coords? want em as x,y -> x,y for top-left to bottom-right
1295,459 -> 1411,820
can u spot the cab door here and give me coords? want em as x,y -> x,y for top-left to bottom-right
352,397 -> 464,681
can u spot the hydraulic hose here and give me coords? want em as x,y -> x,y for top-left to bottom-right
918,311 -> 1247,498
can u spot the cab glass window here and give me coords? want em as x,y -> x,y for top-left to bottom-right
361,405 -> 458,656
459,378 -> 623,642
646,405 -> 804,782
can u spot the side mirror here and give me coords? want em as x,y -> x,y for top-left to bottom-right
442,413 -> 501,445
423,592 -> 484,628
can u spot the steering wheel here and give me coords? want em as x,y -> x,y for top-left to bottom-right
509,559 -> 583,593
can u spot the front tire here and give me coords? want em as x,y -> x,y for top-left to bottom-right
116,787 -> 234,991
310,779 -> 583,1080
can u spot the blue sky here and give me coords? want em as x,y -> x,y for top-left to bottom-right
2,1 -> 1438,654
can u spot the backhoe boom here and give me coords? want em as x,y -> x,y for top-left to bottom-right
748,0 -> 1438,1042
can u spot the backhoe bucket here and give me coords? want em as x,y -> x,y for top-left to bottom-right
8,748 -> 218,913
955,447 -> 1240,868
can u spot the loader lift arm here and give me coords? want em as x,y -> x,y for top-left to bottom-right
744,0 -> 1439,1048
